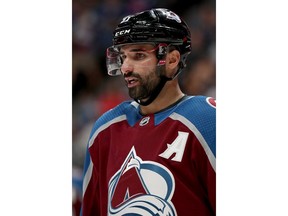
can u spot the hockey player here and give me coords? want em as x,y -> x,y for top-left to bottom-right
80,8 -> 216,216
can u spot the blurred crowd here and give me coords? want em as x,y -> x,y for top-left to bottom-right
72,0 -> 215,215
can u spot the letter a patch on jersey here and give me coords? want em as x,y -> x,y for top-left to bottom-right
159,131 -> 189,162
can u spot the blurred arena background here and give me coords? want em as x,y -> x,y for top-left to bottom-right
72,0 -> 215,215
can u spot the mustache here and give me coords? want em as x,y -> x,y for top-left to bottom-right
123,71 -> 141,79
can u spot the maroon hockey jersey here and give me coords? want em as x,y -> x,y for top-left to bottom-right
80,95 -> 216,216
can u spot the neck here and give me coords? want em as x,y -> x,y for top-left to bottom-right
139,79 -> 184,115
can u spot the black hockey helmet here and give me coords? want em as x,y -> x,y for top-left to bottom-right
113,8 -> 191,54
107,8 -> 191,76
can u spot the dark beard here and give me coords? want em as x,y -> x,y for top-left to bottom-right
127,70 -> 161,101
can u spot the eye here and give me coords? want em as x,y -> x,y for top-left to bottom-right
120,54 -> 126,62
133,52 -> 146,60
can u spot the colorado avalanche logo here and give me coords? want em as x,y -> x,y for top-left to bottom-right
108,147 -> 177,216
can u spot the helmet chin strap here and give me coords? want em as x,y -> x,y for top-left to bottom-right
135,75 -> 170,106
134,65 -> 180,106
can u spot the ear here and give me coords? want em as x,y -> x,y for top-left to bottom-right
166,50 -> 181,77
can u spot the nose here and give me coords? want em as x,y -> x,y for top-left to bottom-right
120,59 -> 133,75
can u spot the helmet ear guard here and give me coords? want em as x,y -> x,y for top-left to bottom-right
156,43 -> 168,60
156,44 -> 189,79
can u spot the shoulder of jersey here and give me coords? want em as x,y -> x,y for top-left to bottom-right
176,95 -> 216,114
173,95 -> 216,129
177,96 -> 216,157
89,100 -> 137,136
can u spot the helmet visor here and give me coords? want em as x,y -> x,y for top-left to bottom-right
106,46 -> 123,76
106,43 -> 169,76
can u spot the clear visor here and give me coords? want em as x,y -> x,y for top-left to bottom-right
106,43 -> 168,76
106,46 -> 122,76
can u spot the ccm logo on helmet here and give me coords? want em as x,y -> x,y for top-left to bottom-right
115,29 -> 131,37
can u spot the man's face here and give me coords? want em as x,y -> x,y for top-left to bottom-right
119,44 -> 162,101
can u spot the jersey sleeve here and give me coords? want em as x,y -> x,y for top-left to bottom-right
80,116 -> 104,216
176,96 -> 216,213
192,134 -> 216,214
80,143 -> 100,216
193,96 -> 216,213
